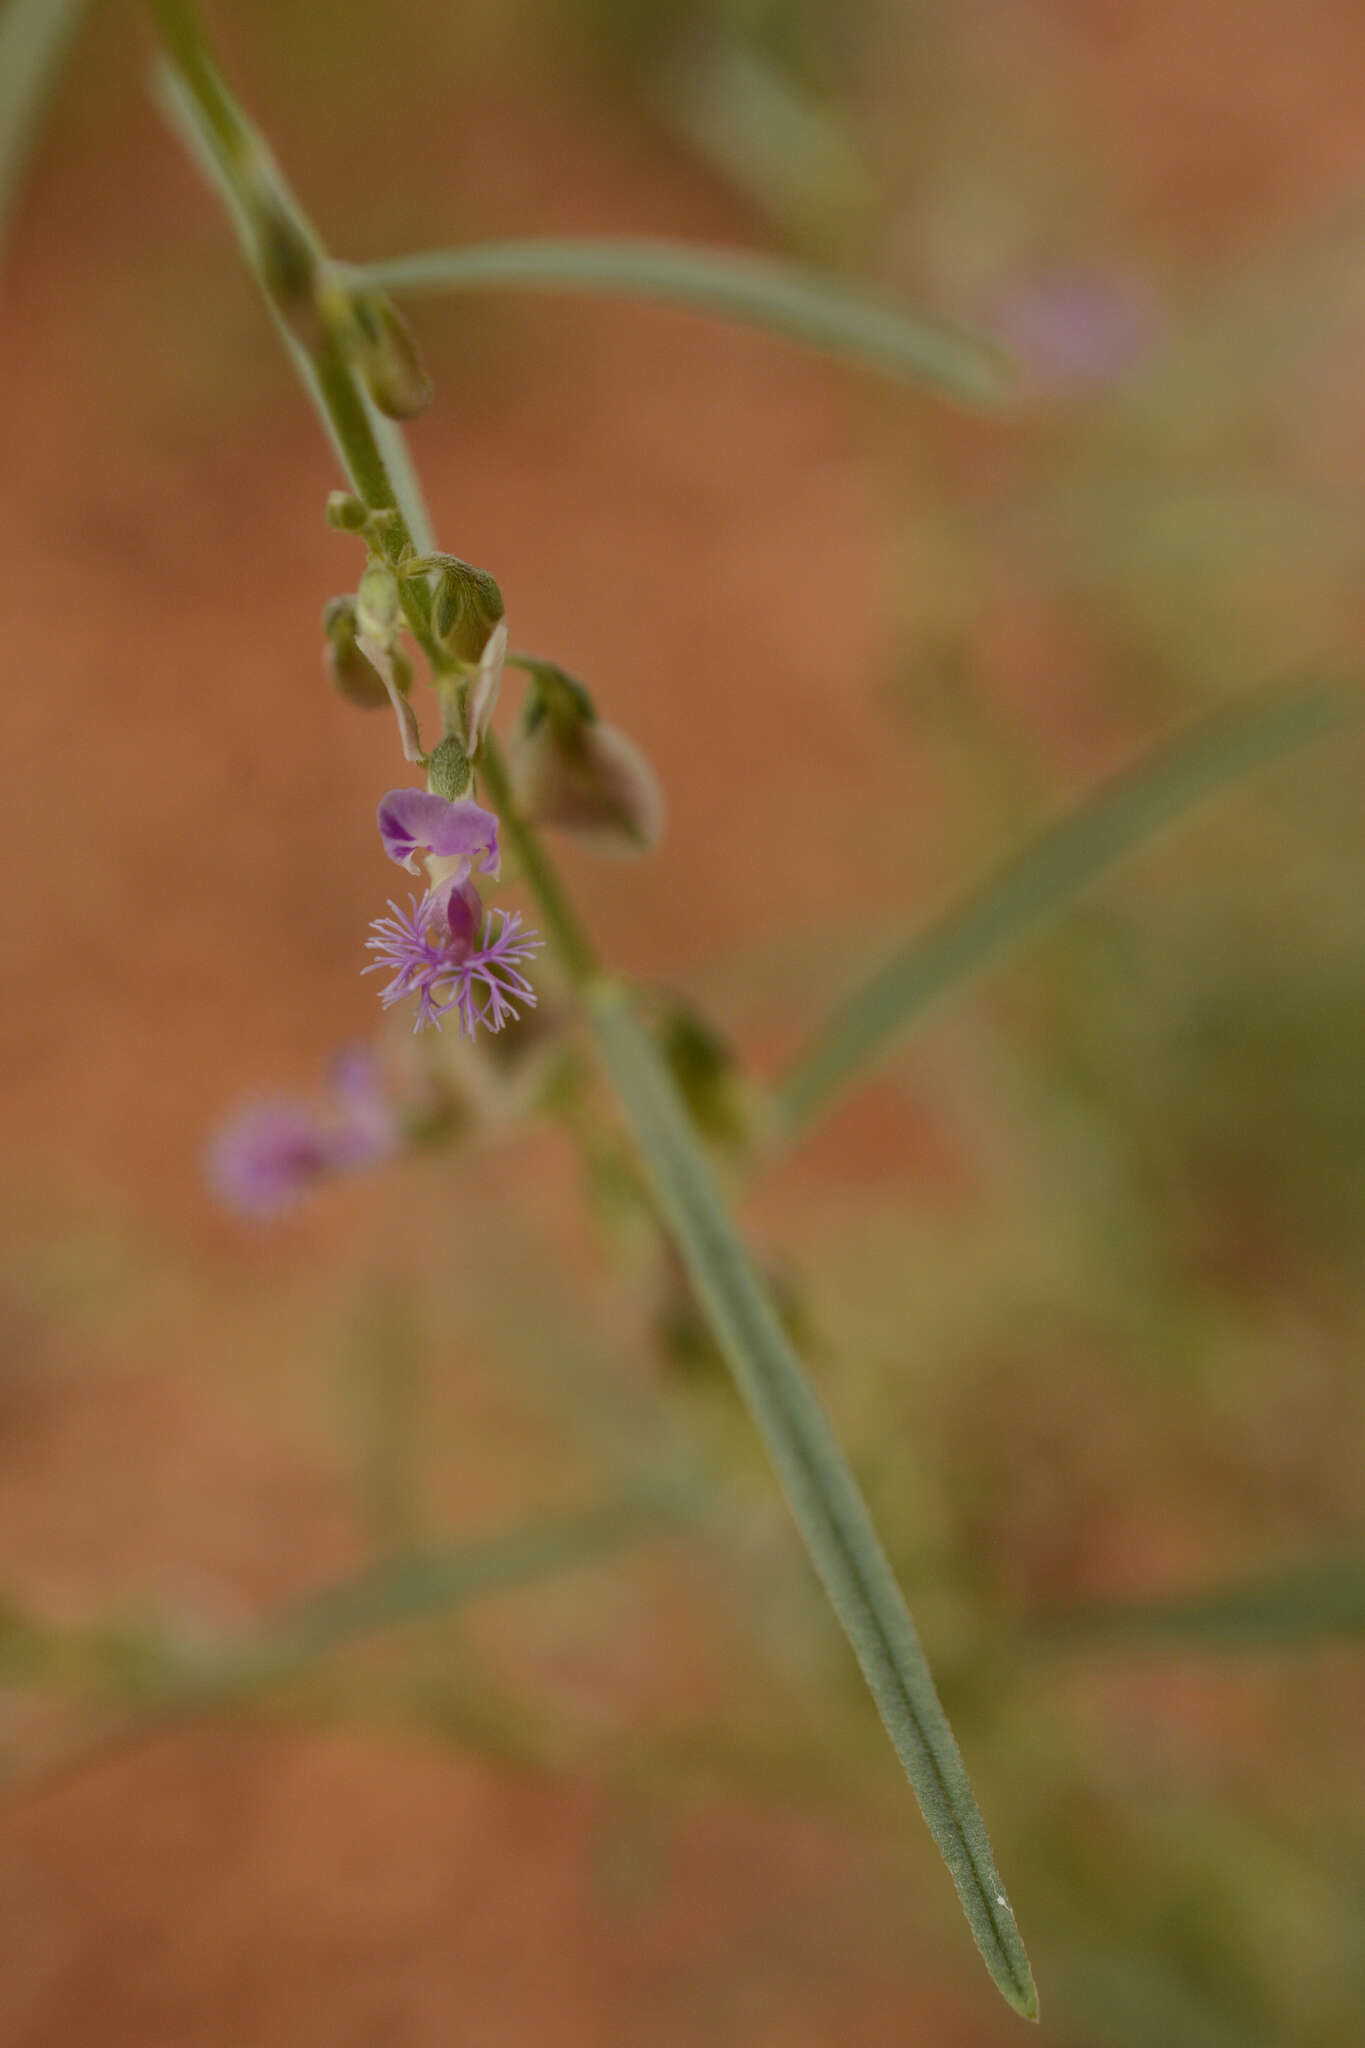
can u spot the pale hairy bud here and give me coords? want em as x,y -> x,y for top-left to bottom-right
356,560 -> 401,645
427,734 -> 472,800
433,558 -> 505,666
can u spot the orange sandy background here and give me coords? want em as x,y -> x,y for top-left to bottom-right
3,3 -> 1365,2043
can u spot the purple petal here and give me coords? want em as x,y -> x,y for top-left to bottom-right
327,1043 -> 385,1107
429,875 -> 482,957
988,268 -> 1157,394
208,1049 -> 401,1218
206,1102 -> 336,1218
377,789 -> 500,875
326,1044 -> 400,1161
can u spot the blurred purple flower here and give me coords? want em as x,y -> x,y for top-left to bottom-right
207,1046 -> 398,1218
989,266 -> 1157,394
366,877 -> 542,1035
325,1045 -> 400,1163
376,788 -> 500,877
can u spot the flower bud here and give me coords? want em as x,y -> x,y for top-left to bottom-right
249,190 -> 322,333
660,1007 -> 749,1152
427,734 -> 472,800
356,560 -> 401,644
654,1244 -> 809,1380
511,712 -> 664,856
433,558 -> 506,666
323,595 -> 410,709
325,490 -> 369,533
344,290 -> 432,419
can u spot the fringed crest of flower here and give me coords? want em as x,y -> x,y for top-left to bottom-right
365,880 -> 542,1036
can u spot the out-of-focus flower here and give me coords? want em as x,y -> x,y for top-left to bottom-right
366,878 -> 542,1036
206,1046 -> 398,1218
988,266 -> 1157,394
324,1045 -> 399,1162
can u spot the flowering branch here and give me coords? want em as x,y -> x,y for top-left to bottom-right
142,0 -> 1036,2016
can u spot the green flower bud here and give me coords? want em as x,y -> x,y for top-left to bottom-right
239,162 -> 326,352
325,490 -> 369,532
654,1244 -> 810,1381
322,595 -> 357,638
433,558 -> 506,666
520,661 -> 595,734
256,212 -> 315,306
251,191 -> 320,313
427,734 -> 472,800
344,290 -> 432,419
356,559 -> 401,644
660,1007 -> 750,1152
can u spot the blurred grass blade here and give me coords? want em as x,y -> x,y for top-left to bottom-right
0,0 -> 90,276
107,1503 -> 669,1731
1041,1560 -> 1365,1652
776,680 -> 1352,1138
350,238 -> 1011,405
246,1500 -> 660,1688
589,981 -> 1037,2020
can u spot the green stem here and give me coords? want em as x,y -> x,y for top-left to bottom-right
146,0 -> 583,958
143,0 -> 245,163
312,336 -> 400,514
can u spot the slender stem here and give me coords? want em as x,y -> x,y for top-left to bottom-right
312,338 -> 400,513
143,0 -> 245,163
145,0 -> 592,978
145,4 -> 443,647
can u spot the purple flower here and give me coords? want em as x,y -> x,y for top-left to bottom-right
988,267 -> 1157,394
325,1045 -> 400,1163
365,878 -> 542,1035
206,1045 -> 398,1218
376,788 -> 500,878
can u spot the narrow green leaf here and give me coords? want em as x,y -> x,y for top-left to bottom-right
589,981 -> 1037,2020
1040,1560 -> 1365,1652
91,1501 -> 668,1729
0,0 -> 90,277
776,679 -> 1352,1138
349,237 -> 1011,406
